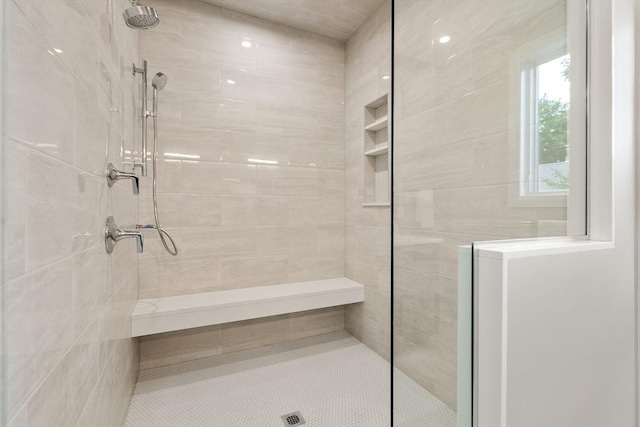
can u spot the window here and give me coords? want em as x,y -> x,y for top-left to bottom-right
521,53 -> 571,196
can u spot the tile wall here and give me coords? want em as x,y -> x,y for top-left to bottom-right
137,0 -> 347,368
394,0 -> 570,409
5,0 -> 140,425
344,1 -> 392,361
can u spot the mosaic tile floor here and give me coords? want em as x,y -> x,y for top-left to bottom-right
125,331 -> 456,427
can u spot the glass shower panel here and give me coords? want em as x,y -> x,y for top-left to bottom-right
392,0 -> 587,425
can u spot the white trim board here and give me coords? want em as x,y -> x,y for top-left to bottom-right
131,278 -> 365,337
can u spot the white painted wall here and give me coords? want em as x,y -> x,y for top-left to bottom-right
474,0 -> 637,425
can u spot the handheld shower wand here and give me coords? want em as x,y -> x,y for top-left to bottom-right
149,72 -> 178,256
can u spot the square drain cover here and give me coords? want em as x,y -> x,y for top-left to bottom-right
281,411 -> 306,426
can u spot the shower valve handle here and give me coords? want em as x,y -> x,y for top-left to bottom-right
105,216 -> 144,254
106,163 -> 139,194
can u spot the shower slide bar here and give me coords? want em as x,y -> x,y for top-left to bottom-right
131,277 -> 364,337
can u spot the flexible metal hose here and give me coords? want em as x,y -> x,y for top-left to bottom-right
152,88 -> 178,256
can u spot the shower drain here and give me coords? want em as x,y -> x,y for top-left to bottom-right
281,411 -> 306,426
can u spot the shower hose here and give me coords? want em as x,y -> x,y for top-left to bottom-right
151,112 -> 178,256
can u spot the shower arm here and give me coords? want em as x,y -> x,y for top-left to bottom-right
133,59 -> 150,177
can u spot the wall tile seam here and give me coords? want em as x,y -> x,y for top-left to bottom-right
73,339 -> 137,427
8,320 -> 106,422
10,0 -> 102,42
151,159 -> 346,170
393,266 -> 460,281
395,299 -> 458,324
136,69 -> 348,93
394,336 -> 458,368
135,224 -> 345,229
8,138 -> 138,188
8,132 -> 130,178
160,87 -> 346,104
395,101 -> 511,126
8,9 -> 129,126
7,246 -> 109,285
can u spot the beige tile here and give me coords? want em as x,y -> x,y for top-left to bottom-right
221,314 -> 290,353
221,194 -> 288,226
7,406 -> 26,427
394,335 -> 457,409
396,301 -> 456,369
182,93 -> 257,133
318,61 -> 346,90
432,184 -> 533,238
318,112 -> 345,143
256,106 -> 318,140
221,8 -> 291,46
222,68 -> 289,106
139,159 -> 183,194
220,130 -> 289,165
138,229 -> 185,298
182,26 -> 256,65
287,196 -> 320,225
177,253 -> 223,296
220,254 -> 289,288
317,224 -> 345,253
8,3 -> 74,164
139,193 -> 222,227
72,246 -> 108,340
5,142 -> 26,280
319,168 -> 345,196
63,321 -> 100,426
181,226 -> 257,256
73,89 -> 109,174
256,41 -> 320,84
256,225 -> 318,255
288,138 -> 344,169
25,348 -> 72,427
181,161 -> 256,194
139,16 -> 183,64
288,80 -> 345,115
395,266 -> 457,322
256,165 -> 318,196
148,62 -> 223,98
154,0 -> 224,27
7,258 -> 74,418
140,326 -> 223,369
289,307 -> 345,340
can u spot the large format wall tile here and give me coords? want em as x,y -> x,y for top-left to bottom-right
6,0 -> 140,425
343,1 -> 391,362
137,0 -> 346,363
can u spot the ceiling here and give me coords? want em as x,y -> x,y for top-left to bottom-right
199,0 -> 387,41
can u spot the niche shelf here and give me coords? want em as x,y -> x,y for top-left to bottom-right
363,94 -> 390,207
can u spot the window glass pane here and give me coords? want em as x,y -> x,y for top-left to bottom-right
536,54 -> 570,193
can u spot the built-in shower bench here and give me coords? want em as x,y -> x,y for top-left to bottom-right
131,277 -> 364,337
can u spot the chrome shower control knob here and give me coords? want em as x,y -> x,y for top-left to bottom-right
106,163 -> 140,194
105,216 -> 144,254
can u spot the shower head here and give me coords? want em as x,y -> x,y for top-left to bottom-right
123,1 -> 159,29
152,73 -> 168,91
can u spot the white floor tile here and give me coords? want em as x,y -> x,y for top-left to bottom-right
125,331 -> 455,427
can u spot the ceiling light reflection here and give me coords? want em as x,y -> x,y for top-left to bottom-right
164,152 -> 201,160
248,158 -> 278,165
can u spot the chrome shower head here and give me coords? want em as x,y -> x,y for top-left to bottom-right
123,1 -> 159,29
152,72 -> 168,91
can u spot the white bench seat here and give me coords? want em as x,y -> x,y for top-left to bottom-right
131,277 -> 365,337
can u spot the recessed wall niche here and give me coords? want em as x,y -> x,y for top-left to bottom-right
363,93 -> 390,206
